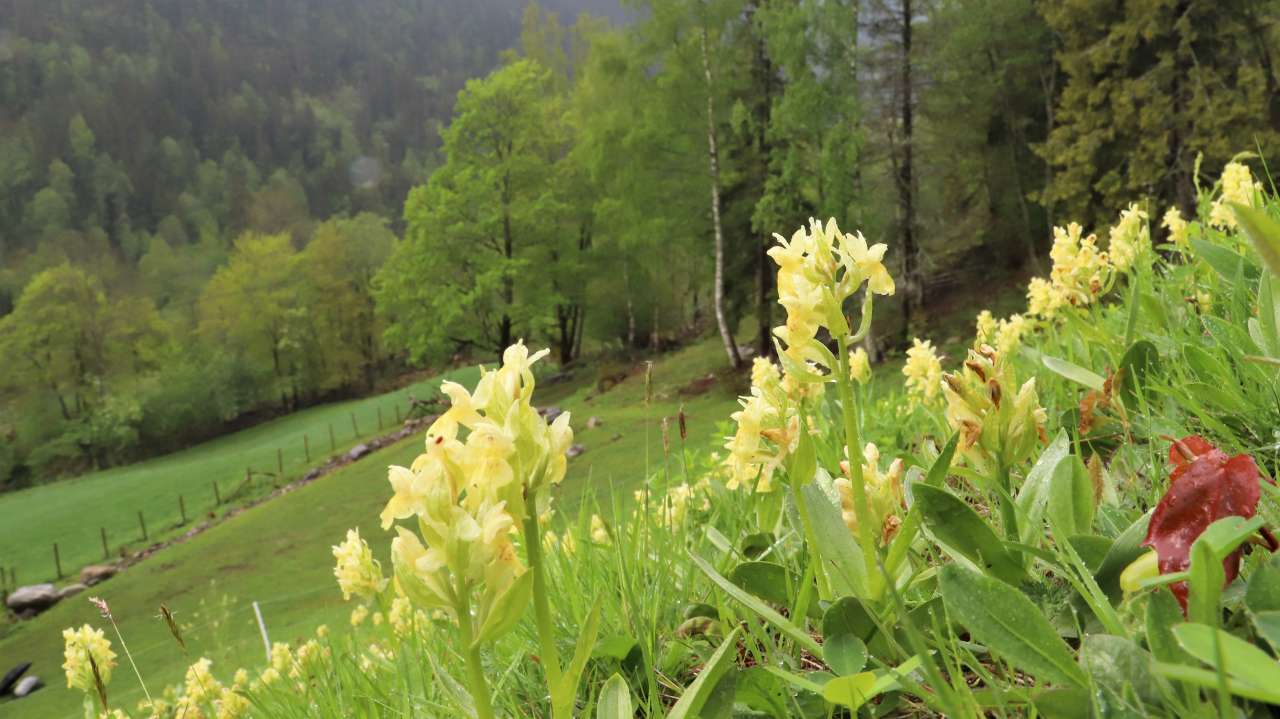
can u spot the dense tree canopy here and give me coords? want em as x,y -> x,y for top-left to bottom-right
3,0 -> 1279,492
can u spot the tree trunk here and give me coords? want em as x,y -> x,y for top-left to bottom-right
700,15 -> 742,369
987,48 -> 1041,273
897,0 -> 919,339
623,255 -> 636,348
500,176 -> 515,358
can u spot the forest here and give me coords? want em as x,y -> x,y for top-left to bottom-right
0,0 -> 1276,491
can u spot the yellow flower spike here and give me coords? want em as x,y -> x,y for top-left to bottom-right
62,624 -> 117,694
994,314 -> 1031,356
349,605 -> 369,627
380,465 -> 429,530
848,347 -> 871,384
183,657 -> 220,704
974,310 -> 997,347
1210,161 -> 1262,228
216,685 -> 250,719
835,443 -> 905,545
837,227 -> 895,296
590,514 -> 611,545
942,345 -> 1047,475
902,338 -> 944,406
332,528 -> 388,601
1161,206 -> 1189,248
1107,203 -> 1150,272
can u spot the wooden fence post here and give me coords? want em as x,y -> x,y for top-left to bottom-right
213,481 -> 221,506
350,412 -> 359,437
328,423 -> 336,452
53,543 -> 63,579
138,510 -> 148,541
377,406 -> 383,431
179,495 -> 187,525
276,448 -> 283,476
395,404 -> 401,424
303,434 -> 310,463
101,527 -> 110,559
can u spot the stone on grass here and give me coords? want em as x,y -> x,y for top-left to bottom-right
13,675 -> 43,698
5,584 -> 59,615
586,416 -> 603,429
58,583 -> 87,600
347,443 -> 371,461
566,444 -> 586,458
81,564 -> 118,586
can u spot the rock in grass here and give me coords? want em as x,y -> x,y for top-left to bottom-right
80,564 -> 118,586
0,662 -> 31,696
4,584 -> 59,615
58,583 -> 87,599
586,416 -> 603,429
347,443 -> 371,461
13,675 -> 43,698
566,444 -> 586,458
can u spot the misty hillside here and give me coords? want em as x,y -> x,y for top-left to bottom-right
0,0 -> 621,287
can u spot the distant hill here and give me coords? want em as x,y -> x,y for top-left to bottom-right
0,0 -> 621,278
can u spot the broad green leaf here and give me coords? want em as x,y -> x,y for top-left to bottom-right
1094,510 -> 1152,602
916,483 -> 1026,585
1066,534 -> 1112,572
690,553 -> 824,658
1247,555 -> 1280,650
1187,534 -> 1226,626
939,564 -> 1087,687
1191,238 -> 1255,284
1171,622 -> 1280,701
1032,688 -> 1092,719
1079,634 -> 1164,705
1145,590 -> 1190,666
824,633 -> 866,676
595,674 -> 633,719
552,599 -> 603,713
926,432 -> 960,486
1155,662 -> 1280,705
1016,430 -> 1072,546
471,570 -> 533,648
821,656 -> 922,710
822,596 -> 875,642
1117,339 -> 1159,403
667,627 -> 743,719
821,673 -> 877,709
1047,453 -> 1094,538
1233,202 -> 1280,276
734,668 -> 788,718
730,562 -> 794,611
1258,271 -> 1280,357
1042,355 -> 1105,391
801,484 -> 868,598
699,670 -> 738,719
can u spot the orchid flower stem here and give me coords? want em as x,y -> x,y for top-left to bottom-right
837,333 -> 883,600
521,490 -> 564,708
788,433 -> 831,602
995,458 -> 1018,542
454,578 -> 495,719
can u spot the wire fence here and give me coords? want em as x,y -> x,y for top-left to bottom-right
0,397 -> 420,596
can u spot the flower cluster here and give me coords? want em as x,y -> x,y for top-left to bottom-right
332,528 -> 388,601
835,443 -> 904,546
1106,203 -> 1150,272
725,358 -> 800,492
769,218 -> 893,382
942,345 -> 1047,475
1209,160 -> 1262,229
973,311 -> 1031,357
372,342 -> 569,627
1161,206 -> 1189,248
902,338 -> 944,406
62,624 -> 117,694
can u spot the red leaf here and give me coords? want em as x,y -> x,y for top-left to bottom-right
1144,437 -> 1267,612
1167,435 -> 1215,467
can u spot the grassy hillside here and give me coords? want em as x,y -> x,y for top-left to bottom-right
0,337 -> 741,718
0,371 -> 478,589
